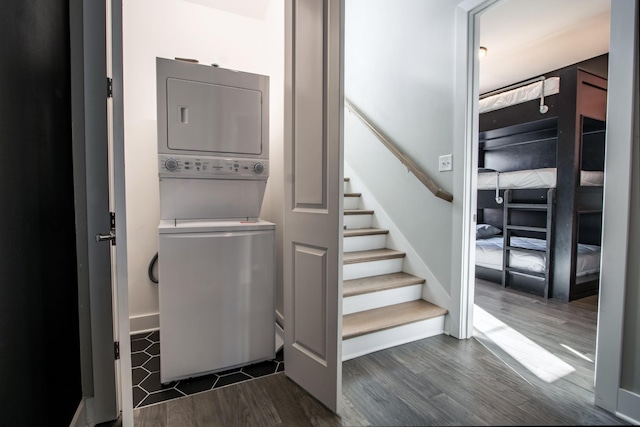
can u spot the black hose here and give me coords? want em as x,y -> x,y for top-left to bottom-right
148,252 -> 159,284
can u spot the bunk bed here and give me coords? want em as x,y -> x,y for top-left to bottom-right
475,62 -> 607,302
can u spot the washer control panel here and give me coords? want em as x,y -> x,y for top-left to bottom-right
159,155 -> 269,178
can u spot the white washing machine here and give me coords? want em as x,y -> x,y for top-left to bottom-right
158,220 -> 274,383
155,58 -> 275,383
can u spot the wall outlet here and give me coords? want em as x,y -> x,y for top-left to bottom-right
439,154 -> 453,171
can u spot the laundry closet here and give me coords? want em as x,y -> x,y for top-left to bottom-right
122,0 -> 285,393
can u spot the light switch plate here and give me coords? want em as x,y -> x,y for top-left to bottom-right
439,154 -> 453,171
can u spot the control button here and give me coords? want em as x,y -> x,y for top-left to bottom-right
253,162 -> 265,174
164,158 -> 179,171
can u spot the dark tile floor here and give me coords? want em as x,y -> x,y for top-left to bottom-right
131,331 -> 284,408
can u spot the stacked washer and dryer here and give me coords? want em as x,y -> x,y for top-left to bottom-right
155,57 -> 275,384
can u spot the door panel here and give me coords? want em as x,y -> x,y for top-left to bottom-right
293,245 -> 328,360
71,1 -> 132,425
294,0 -> 326,204
79,1 -> 118,423
284,0 -> 344,413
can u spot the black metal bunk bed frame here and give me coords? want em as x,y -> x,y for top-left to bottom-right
476,63 -> 607,302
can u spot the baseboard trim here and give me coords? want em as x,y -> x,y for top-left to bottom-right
129,313 -> 159,335
616,388 -> 640,425
132,311 -> 284,337
275,322 -> 284,352
70,399 -> 86,427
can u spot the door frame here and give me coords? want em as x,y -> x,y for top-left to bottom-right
110,0 -> 134,425
452,0 -> 499,340
593,0 -> 638,419
455,0 -> 638,419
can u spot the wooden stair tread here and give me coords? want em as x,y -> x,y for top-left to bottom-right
344,248 -> 405,265
344,209 -> 374,215
344,228 -> 389,237
344,272 -> 425,297
344,192 -> 362,197
344,177 -> 350,181
343,300 -> 447,340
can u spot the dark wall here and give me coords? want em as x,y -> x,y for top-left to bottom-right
0,0 -> 81,425
547,53 -> 609,80
479,53 -> 609,98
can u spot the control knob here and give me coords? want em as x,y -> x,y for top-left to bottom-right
164,158 -> 179,171
253,162 -> 265,174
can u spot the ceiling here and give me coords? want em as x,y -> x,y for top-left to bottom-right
184,0 -> 270,20
479,0 -> 611,94
182,0 -> 611,94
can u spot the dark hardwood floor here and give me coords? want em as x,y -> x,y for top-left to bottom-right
134,279 -> 626,426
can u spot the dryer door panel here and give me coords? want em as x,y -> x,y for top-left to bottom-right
166,78 -> 263,155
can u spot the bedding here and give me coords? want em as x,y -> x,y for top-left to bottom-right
475,236 -> 600,277
477,168 -> 604,190
476,224 -> 501,239
479,77 -> 560,114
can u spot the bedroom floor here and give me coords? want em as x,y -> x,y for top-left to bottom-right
134,280 -> 626,426
473,278 -> 600,393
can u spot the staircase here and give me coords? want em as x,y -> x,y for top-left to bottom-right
342,177 -> 448,361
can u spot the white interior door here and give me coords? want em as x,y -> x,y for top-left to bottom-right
283,0 -> 344,414
71,1 -> 119,424
71,1 -> 132,425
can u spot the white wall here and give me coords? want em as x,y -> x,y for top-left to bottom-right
123,0 -> 284,332
344,0 -> 458,309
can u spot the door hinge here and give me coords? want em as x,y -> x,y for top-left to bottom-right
108,211 -> 116,246
107,77 -> 113,98
114,341 -> 120,360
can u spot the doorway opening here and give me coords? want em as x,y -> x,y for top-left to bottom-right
469,0 -> 610,395
116,0 -> 286,412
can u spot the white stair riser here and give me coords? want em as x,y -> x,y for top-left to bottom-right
343,258 -> 403,281
344,181 -> 350,193
343,234 -> 387,252
344,196 -> 360,210
344,214 -> 372,229
343,284 -> 423,315
342,315 -> 445,361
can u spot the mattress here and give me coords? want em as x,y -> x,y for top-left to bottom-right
475,236 -> 601,277
479,77 -> 560,114
477,168 -> 604,190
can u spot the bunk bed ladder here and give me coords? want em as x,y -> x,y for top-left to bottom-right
502,188 -> 555,298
